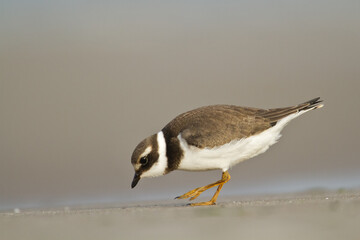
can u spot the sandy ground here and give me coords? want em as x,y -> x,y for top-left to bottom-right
1,191 -> 360,240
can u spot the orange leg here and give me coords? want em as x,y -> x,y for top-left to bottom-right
176,171 -> 231,206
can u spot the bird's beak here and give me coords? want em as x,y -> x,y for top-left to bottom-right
131,173 -> 140,188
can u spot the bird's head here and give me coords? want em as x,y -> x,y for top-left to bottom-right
131,132 -> 167,188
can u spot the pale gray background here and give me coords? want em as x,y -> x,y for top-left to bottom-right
1,0 -> 359,210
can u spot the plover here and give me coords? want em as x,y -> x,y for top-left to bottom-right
131,97 -> 323,206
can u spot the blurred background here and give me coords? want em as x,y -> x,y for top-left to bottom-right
1,0 -> 359,211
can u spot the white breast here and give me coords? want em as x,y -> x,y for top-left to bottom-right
177,111 -> 307,172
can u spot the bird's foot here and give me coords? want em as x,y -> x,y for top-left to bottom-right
188,201 -> 216,206
176,171 -> 230,206
175,187 -> 206,201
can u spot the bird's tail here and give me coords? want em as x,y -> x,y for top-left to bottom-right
298,97 -> 324,111
259,97 -> 324,123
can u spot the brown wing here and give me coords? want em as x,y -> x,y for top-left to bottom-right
162,105 -> 272,148
162,97 -> 323,149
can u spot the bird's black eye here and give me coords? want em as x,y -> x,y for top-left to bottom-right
140,156 -> 148,165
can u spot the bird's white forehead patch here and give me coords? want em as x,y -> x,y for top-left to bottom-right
134,163 -> 141,171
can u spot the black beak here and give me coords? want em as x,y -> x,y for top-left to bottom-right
131,173 -> 140,188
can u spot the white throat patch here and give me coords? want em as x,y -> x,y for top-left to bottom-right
141,131 -> 168,178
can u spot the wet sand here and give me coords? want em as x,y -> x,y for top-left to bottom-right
1,191 -> 360,240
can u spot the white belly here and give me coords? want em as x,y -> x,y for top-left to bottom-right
177,111 -> 304,172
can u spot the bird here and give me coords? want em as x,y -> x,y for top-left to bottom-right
131,97 -> 324,206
